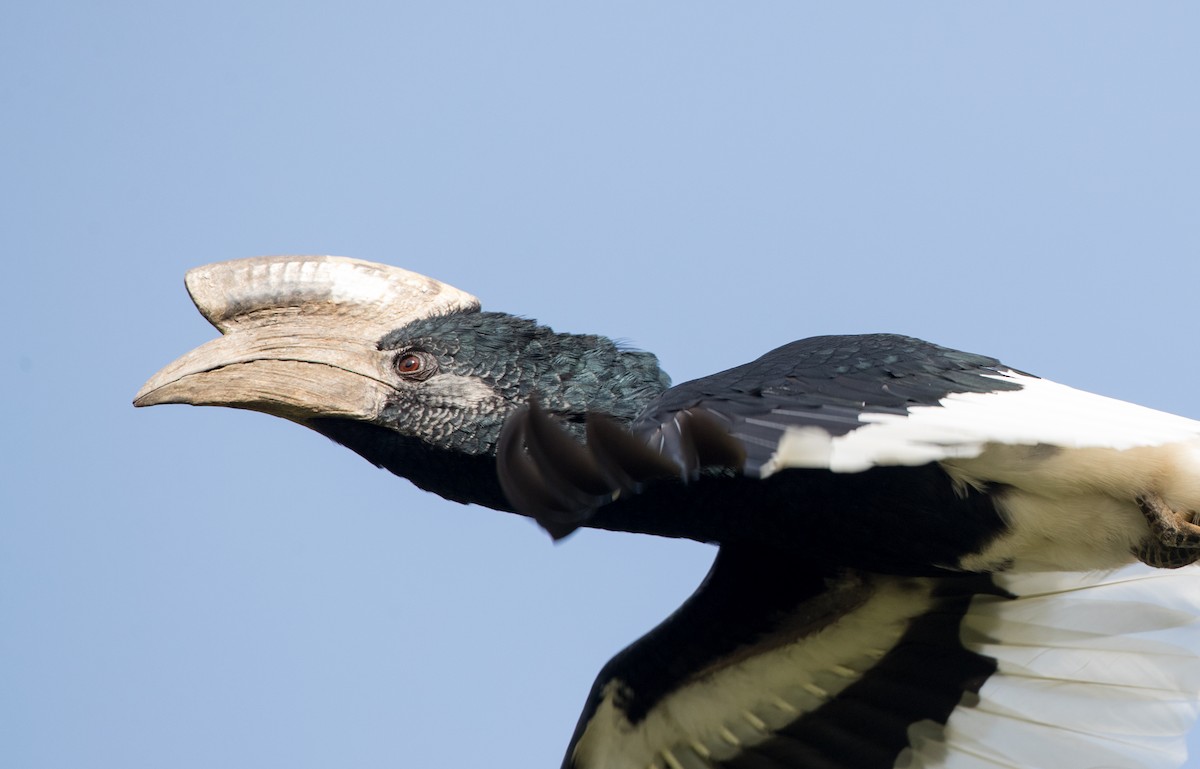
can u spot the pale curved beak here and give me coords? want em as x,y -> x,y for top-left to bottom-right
133,327 -> 394,423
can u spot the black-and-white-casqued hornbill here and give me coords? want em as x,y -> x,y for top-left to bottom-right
136,255 -> 1200,769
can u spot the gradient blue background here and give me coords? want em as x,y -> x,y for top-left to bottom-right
5,3 -> 1200,767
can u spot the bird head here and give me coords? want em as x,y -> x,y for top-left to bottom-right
135,256 -> 668,511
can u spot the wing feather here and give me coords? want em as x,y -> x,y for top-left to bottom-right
626,334 -> 1200,476
566,557 -> 1200,769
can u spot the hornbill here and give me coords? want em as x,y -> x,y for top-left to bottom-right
136,255 -> 1200,769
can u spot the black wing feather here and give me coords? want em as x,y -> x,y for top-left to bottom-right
562,544 -> 1002,769
496,333 -> 1019,541
634,334 -> 1021,473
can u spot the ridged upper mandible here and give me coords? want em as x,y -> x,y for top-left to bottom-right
184,255 -> 482,334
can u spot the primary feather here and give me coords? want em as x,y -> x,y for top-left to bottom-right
908,564 -> 1200,769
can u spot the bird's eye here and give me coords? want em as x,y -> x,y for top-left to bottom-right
398,354 -> 422,374
395,351 -> 436,380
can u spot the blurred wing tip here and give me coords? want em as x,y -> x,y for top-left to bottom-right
497,400 -> 607,537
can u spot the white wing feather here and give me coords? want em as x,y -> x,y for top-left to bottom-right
766,372 -> 1200,474
907,563 -> 1200,769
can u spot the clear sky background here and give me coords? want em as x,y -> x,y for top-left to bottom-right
4,3 -> 1200,768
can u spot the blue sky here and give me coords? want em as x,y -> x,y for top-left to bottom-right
4,3 -> 1200,767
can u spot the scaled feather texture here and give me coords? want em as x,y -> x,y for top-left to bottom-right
136,256 -> 1200,769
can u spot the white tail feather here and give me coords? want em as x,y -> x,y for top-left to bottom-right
905,564 -> 1200,769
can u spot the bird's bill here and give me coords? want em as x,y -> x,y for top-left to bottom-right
133,254 -> 481,423
133,328 -> 393,423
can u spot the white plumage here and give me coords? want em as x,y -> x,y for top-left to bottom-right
761,370 -> 1200,572
909,564 -> 1200,769
766,371 -> 1200,474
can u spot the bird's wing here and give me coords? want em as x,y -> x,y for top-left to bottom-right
496,334 -> 1200,536
634,334 -> 1200,477
562,548 -> 1200,769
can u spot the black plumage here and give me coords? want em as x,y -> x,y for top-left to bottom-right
375,311 -> 669,454
563,546 -> 1001,769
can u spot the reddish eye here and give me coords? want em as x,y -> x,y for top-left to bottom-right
397,354 -> 423,375
395,350 -> 437,380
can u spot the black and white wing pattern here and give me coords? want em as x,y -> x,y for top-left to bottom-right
614,333 -> 1200,477
561,548 -> 1200,769
631,334 -> 1027,477
497,335 -> 1200,767
499,334 -> 1200,572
